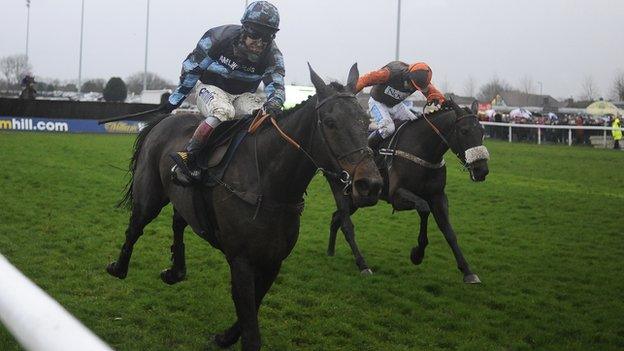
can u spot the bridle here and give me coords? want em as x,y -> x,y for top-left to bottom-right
421,110 -> 482,169
312,93 -> 373,190
249,92 -> 372,194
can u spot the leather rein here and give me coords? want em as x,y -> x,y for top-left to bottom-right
249,92 -> 371,194
382,108 -> 479,170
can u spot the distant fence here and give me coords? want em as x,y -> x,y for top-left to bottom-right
0,98 -> 157,120
480,121 -> 624,147
0,255 -> 112,351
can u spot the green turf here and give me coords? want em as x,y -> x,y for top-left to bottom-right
0,131 -> 623,351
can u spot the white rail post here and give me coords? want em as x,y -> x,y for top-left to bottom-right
0,255 -> 113,351
568,128 -> 572,146
508,125 -> 512,142
603,130 -> 607,148
538,127 -> 541,145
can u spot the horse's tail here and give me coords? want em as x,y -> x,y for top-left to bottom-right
117,114 -> 170,209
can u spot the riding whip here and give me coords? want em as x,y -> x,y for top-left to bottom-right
97,107 -> 163,125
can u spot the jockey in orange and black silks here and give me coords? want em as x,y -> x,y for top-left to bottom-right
355,61 -> 445,149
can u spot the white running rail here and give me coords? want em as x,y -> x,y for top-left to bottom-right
480,121 -> 624,146
0,255 -> 113,351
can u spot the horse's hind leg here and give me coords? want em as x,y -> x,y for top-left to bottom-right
107,194 -> 166,279
160,208 -> 187,285
430,193 -> 481,284
410,210 -> 430,265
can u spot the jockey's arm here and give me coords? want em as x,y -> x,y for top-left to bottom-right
261,46 -> 286,108
168,33 -> 216,108
421,83 -> 445,103
355,68 -> 391,93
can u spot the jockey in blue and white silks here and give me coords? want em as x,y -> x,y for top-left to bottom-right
164,1 -> 285,185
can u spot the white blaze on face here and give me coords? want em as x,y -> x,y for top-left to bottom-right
465,146 -> 490,164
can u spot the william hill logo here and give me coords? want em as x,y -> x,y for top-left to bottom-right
103,121 -> 141,133
0,118 -> 69,132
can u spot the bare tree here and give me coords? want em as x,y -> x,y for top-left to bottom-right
0,54 -> 32,86
437,75 -> 452,94
519,75 -> 534,94
126,72 -> 174,94
463,75 -> 477,98
80,78 -> 106,93
477,76 -> 512,101
579,75 -> 599,101
611,71 -> 624,101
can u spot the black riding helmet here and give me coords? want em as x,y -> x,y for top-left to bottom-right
241,1 -> 280,39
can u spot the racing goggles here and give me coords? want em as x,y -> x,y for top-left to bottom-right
405,70 -> 430,91
243,24 -> 276,42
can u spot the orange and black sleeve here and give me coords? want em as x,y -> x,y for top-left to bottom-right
355,68 -> 391,93
424,84 -> 445,103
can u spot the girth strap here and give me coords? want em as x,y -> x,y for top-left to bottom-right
379,148 -> 445,169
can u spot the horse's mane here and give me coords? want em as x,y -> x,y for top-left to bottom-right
283,95 -> 314,116
282,82 -> 348,116
411,98 -> 471,123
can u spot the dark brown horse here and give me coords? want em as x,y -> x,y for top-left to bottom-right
105,64 -> 382,350
326,101 -> 490,283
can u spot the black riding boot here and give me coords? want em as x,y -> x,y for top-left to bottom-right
170,119 -> 218,186
170,140 -> 203,186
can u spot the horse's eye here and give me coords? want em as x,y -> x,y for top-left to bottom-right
324,118 -> 337,129
460,128 -> 468,135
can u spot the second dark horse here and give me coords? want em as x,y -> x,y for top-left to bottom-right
326,101 -> 490,283
105,64 -> 382,350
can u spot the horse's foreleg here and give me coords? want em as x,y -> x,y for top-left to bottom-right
327,210 -> 341,256
222,257 -> 260,351
430,193 -> 481,284
391,188 -> 430,213
161,208 -> 187,285
328,189 -> 370,274
339,212 -> 371,275
410,210 -> 430,265
214,262 -> 281,349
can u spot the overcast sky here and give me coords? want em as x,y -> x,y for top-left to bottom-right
1,0 -> 623,100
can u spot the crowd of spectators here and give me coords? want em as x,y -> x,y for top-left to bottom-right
481,111 -> 612,146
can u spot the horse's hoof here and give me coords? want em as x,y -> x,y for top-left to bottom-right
326,250 -> 335,257
213,332 -> 239,348
463,274 -> 481,284
160,269 -> 186,285
106,261 -> 127,279
360,268 -> 373,275
410,247 -> 424,265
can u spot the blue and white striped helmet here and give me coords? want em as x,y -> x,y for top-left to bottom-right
241,1 -> 280,33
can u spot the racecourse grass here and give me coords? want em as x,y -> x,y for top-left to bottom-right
0,131 -> 623,351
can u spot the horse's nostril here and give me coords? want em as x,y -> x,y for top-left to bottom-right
471,166 -> 489,181
354,178 -> 382,197
369,179 -> 382,196
354,179 -> 370,196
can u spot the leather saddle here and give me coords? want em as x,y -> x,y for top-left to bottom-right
195,115 -> 253,187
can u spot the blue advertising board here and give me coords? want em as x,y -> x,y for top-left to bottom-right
0,116 -> 144,134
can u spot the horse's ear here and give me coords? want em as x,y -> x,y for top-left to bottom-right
308,63 -> 332,98
346,63 -> 359,93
